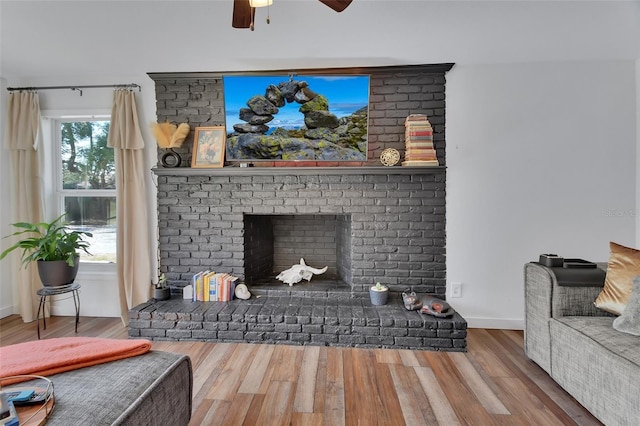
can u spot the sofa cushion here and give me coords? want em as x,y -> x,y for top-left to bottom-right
550,317 -> 640,426
594,242 -> 640,315
613,276 -> 640,336
555,316 -> 640,366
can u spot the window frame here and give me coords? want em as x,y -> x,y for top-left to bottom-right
51,112 -> 117,266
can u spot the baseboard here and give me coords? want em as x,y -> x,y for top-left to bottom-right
465,317 -> 524,330
0,304 -> 16,319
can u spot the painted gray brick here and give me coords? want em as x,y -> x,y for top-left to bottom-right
151,67 -> 449,302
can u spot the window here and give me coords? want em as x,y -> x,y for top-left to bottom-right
56,118 -> 116,263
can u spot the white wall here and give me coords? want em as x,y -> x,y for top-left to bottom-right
0,77 -> 15,318
446,61 -> 637,329
0,74 -> 159,319
637,59 -> 640,247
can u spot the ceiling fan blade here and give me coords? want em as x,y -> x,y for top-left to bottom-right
318,0 -> 353,13
232,0 -> 255,29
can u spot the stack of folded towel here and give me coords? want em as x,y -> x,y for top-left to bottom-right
402,114 -> 439,166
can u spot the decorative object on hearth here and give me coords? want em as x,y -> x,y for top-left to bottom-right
182,284 -> 193,300
401,288 -> 455,316
419,295 -> 455,318
152,273 -> 171,301
235,283 -> 252,300
0,213 -> 92,287
232,0 -> 353,30
402,114 -> 439,167
192,126 -> 226,168
151,122 -> 190,149
380,148 -> 400,166
276,258 -> 328,286
402,288 -> 422,310
369,282 -> 389,306
151,122 -> 190,168
161,150 -> 182,168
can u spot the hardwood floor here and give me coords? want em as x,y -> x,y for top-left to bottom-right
0,315 -> 601,425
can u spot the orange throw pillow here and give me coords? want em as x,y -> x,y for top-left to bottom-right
594,242 -> 640,315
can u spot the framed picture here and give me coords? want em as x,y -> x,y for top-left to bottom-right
191,126 -> 226,168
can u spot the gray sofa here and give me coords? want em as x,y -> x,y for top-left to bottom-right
524,262 -> 640,426
17,350 -> 192,425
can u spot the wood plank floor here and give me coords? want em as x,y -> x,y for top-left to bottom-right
0,315 -> 601,425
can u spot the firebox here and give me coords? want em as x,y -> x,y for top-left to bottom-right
244,214 -> 352,289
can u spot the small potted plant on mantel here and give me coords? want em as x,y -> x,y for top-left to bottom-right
153,273 -> 171,301
369,281 -> 389,306
0,213 -> 92,286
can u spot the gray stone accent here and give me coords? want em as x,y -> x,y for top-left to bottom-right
157,171 -> 446,297
129,294 -> 467,351
142,65 -> 465,351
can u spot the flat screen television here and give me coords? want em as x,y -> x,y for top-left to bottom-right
223,74 -> 369,162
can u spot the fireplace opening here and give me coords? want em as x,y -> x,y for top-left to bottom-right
244,214 -> 352,290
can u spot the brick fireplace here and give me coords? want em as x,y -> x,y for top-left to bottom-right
155,167 -> 446,297
131,64 -> 467,350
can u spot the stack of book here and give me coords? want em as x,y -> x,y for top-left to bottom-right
191,271 -> 239,302
402,114 -> 439,167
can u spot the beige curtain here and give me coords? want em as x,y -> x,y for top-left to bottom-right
5,91 -> 45,322
108,89 -> 152,325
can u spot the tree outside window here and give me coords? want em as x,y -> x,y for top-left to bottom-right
60,120 -> 116,263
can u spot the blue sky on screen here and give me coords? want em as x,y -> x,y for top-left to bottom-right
223,75 -> 370,132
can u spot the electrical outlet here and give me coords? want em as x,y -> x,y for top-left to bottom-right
450,282 -> 462,298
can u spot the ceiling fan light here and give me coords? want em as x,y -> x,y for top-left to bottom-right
249,0 -> 272,7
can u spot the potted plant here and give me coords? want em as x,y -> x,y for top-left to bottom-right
0,213 -> 92,286
153,273 -> 171,301
370,282 -> 389,306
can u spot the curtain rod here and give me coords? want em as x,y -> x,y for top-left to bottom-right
6,83 -> 141,96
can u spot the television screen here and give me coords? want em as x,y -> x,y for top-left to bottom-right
223,74 -> 369,162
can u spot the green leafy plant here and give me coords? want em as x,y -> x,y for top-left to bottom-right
372,282 -> 388,291
0,213 -> 92,267
154,273 -> 168,289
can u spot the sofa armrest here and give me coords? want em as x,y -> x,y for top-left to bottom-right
524,262 -> 609,373
526,262 -> 609,318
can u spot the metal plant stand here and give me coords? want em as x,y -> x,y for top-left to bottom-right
36,283 -> 81,339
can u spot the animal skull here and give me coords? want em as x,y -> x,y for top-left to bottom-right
276,258 -> 328,286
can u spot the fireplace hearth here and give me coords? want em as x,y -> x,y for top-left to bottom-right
129,292 -> 467,351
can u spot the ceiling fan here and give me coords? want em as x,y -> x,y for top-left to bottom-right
232,0 -> 353,30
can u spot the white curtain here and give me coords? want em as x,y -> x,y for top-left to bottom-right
5,91 -> 45,322
107,89 -> 152,325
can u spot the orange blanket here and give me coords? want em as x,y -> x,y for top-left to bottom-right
0,337 -> 151,384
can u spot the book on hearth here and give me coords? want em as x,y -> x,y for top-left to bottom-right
216,273 -> 239,302
191,269 -> 239,302
199,270 -> 210,301
204,271 -> 217,301
192,271 -> 203,302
